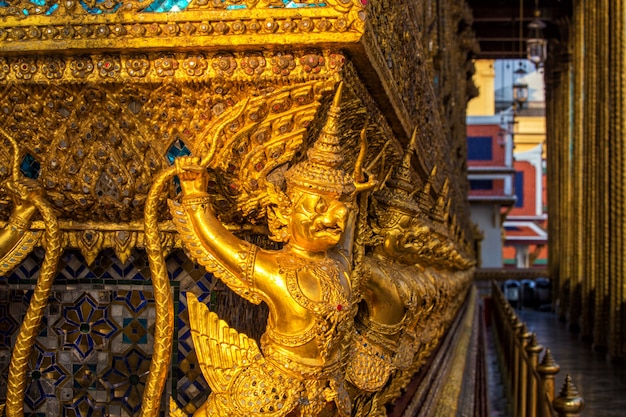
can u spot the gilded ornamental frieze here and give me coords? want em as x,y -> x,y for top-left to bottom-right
0,0 -> 366,53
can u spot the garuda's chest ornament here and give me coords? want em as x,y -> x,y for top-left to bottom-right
267,255 -> 352,356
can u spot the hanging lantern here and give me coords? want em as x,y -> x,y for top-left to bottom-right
513,64 -> 528,108
527,11 -> 547,67
513,80 -> 529,108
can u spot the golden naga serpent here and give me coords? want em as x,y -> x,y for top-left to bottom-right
140,99 -> 250,417
0,127 -> 62,417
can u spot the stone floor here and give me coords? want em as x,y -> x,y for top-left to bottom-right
485,323 -> 510,417
487,307 -> 626,417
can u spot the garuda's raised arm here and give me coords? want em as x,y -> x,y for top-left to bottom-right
169,156 -> 263,305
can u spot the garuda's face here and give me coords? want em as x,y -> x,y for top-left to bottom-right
381,213 -> 431,264
287,188 -> 348,253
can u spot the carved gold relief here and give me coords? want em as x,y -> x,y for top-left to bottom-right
0,51 -> 344,245
0,0 -> 477,415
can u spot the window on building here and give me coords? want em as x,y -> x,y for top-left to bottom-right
470,179 -> 494,190
515,171 -> 524,207
467,136 -> 493,160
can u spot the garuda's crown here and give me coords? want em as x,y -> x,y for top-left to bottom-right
285,82 -> 355,195
430,178 -> 451,237
374,128 -> 422,217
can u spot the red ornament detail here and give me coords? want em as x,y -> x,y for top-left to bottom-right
360,0 -> 367,4
337,304 -> 343,311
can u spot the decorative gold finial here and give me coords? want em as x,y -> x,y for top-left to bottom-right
526,333 -> 544,355
431,177 -> 449,223
537,348 -> 561,375
285,82 -> 355,195
553,374 -> 585,416
430,177 -> 450,237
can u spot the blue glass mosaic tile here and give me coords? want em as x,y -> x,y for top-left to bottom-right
0,304 -> 18,349
166,138 -> 192,194
122,318 -> 148,344
225,0 -> 327,9
282,0 -> 327,7
63,392 -> 105,417
19,153 -> 41,180
102,347 -> 150,415
143,0 -> 190,12
166,138 -> 192,165
26,344 -> 68,409
1,248 -> 223,415
113,290 -> 151,314
72,363 -> 98,390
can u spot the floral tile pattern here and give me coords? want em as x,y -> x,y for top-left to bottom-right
101,347 -> 151,415
0,248 -> 214,415
54,293 -> 119,360
25,343 -> 69,410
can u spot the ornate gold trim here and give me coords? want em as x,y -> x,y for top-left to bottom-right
0,2 -> 366,53
0,50 -> 347,82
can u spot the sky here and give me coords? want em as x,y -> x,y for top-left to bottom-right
494,59 -> 545,104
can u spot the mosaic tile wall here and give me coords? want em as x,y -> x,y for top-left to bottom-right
0,247 -> 268,416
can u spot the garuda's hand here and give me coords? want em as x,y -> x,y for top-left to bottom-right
175,156 -> 209,198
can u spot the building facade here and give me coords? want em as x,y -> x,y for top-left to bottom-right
467,113 -> 516,267
467,59 -> 548,270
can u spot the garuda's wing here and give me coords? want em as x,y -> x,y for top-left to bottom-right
186,292 -> 262,394
193,79 -> 337,224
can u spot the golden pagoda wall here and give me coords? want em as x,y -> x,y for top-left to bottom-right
0,1 -> 478,415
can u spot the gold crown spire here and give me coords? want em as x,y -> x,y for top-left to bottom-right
430,177 -> 450,237
431,177 -> 450,223
285,82 -> 355,195
385,127 -> 418,194
374,128 -> 422,218
418,166 -> 437,212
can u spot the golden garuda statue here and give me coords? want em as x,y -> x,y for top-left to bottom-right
347,129 -> 433,396
168,82 -> 375,417
345,128 -> 473,416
